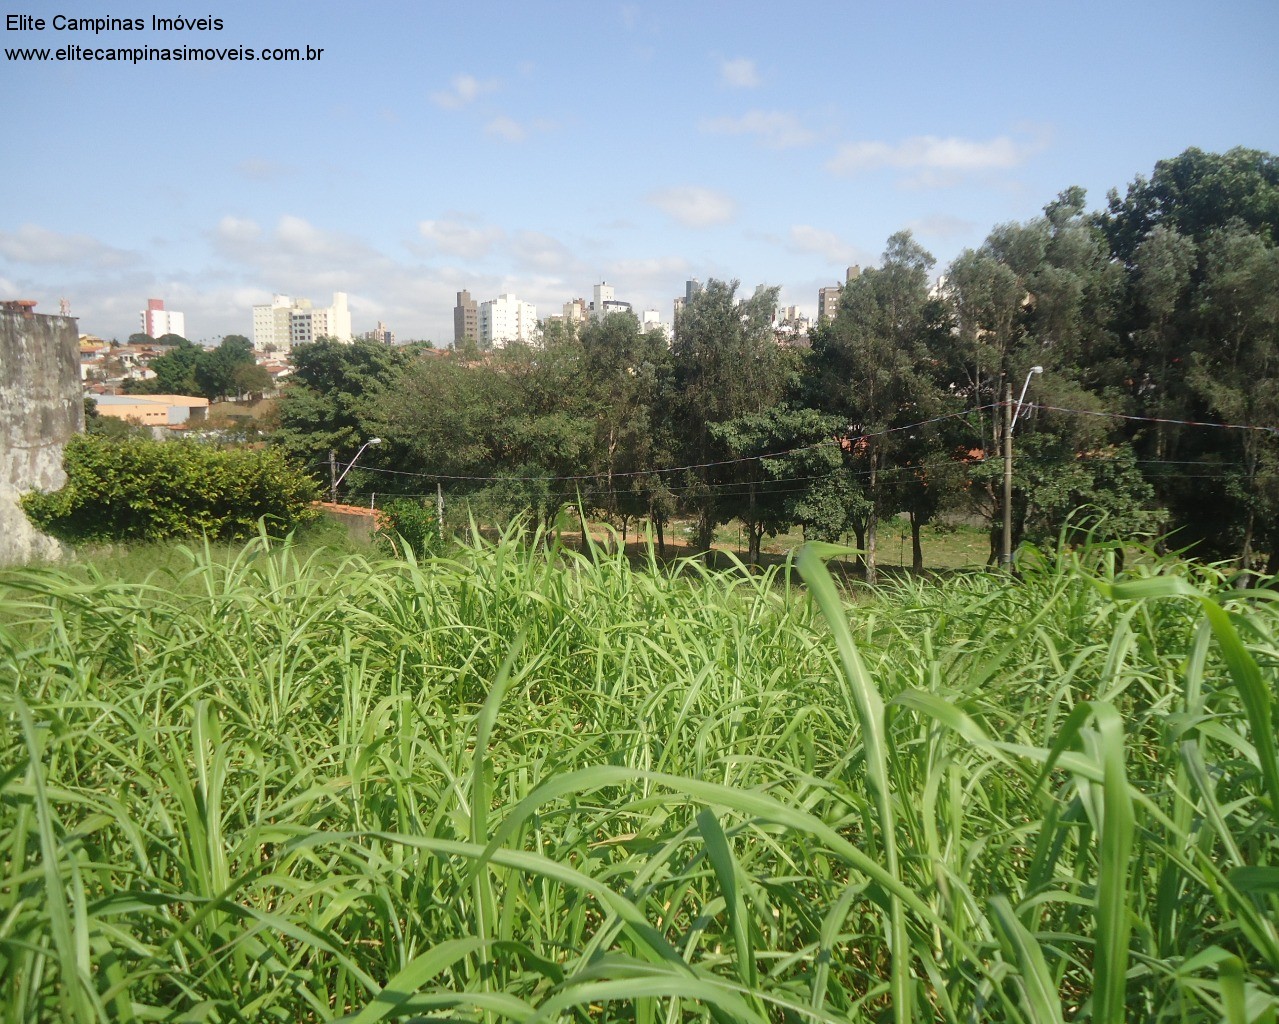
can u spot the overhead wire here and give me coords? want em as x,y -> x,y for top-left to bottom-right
307,401 -> 1275,502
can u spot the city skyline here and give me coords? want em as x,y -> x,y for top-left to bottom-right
2,0 -> 1276,343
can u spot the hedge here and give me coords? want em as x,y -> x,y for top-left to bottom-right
22,434 -> 320,543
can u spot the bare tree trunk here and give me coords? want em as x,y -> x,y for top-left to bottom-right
910,512 -> 924,573
1242,507 -> 1256,576
1242,446 -> 1258,574
865,449 -> 878,586
697,512 -> 715,565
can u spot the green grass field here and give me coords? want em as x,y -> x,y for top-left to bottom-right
1,528 -> 1276,1022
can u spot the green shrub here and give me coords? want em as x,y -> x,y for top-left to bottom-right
376,496 -> 441,555
21,433 -> 319,543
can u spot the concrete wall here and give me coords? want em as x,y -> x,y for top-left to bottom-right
318,503 -> 378,544
0,310 -> 83,566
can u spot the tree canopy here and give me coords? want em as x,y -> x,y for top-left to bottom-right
261,147 -> 1279,574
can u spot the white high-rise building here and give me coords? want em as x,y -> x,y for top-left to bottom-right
479,294 -> 536,348
639,309 -> 673,343
591,281 -> 614,318
252,294 -> 295,352
309,292 -> 352,342
590,281 -> 632,320
251,292 -> 352,351
141,298 -> 185,339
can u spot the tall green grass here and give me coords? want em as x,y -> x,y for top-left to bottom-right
1,527 -> 1275,1022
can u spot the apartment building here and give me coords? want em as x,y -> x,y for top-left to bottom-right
251,292 -> 351,351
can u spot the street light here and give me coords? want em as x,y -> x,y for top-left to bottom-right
330,437 -> 382,505
1011,365 -> 1043,435
1001,367 -> 1042,570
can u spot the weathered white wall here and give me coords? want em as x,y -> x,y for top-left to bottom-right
0,310 -> 83,566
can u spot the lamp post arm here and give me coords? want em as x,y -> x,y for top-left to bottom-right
332,438 -> 382,498
1010,366 -> 1042,435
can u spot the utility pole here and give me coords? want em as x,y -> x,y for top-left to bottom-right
1001,381 -> 1013,570
436,482 -> 444,530
1001,366 -> 1042,572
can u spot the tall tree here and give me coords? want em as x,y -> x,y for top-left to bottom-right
1186,225 -> 1279,568
577,312 -> 672,544
708,407 -> 843,564
194,334 -> 257,401
145,339 -> 203,395
810,231 -> 940,583
1132,225 -> 1198,461
275,339 -> 409,473
1102,147 -> 1279,264
670,279 -> 785,555
1103,150 -> 1279,562
946,192 -> 1130,563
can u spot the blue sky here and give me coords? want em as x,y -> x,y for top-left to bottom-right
2,0 -> 1276,344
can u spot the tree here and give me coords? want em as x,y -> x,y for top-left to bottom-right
146,339 -> 203,394
576,312 -> 672,544
1094,151 -> 1279,564
809,231 -> 942,583
231,362 -> 272,400
1185,225 -> 1279,568
538,317 -> 579,349
1102,147 -> 1279,264
368,355 -> 514,481
275,339 -> 410,472
670,279 -> 786,555
708,407 -> 843,564
1016,438 -> 1161,550
1132,225 -> 1198,461
945,193 -> 1131,564
194,335 -> 257,401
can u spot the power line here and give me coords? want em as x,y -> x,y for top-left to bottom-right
1029,403 -> 1279,436
318,405 -> 999,486
308,401 -> 1275,494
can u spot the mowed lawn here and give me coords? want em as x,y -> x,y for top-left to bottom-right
1,528 -> 1276,1022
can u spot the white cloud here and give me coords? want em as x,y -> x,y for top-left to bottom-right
906,214 -> 977,240
430,73 -> 498,110
212,215 -> 380,293
719,57 -> 760,88
275,214 -> 350,257
647,186 -> 736,228
418,218 -> 505,260
700,110 -> 815,150
235,158 -> 293,181
511,231 -> 574,273
826,134 -> 1041,177
787,225 -> 867,266
485,115 -> 527,142
484,115 -> 556,143
214,216 -> 262,245
603,256 -> 692,299
0,224 -> 136,269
